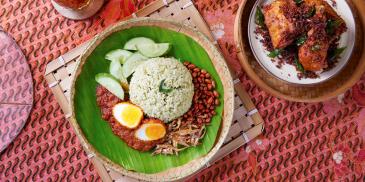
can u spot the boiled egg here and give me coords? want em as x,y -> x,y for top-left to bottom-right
135,121 -> 166,141
112,102 -> 143,129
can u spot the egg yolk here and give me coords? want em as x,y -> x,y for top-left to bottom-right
145,124 -> 166,140
120,104 -> 143,127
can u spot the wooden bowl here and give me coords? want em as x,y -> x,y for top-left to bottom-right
69,18 -> 234,181
234,0 -> 365,102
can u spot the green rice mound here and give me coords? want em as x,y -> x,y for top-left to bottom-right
129,57 -> 194,122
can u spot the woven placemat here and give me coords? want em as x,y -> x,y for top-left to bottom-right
44,0 -> 263,181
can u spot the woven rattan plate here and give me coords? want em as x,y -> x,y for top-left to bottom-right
70,18 -> 235,181
45,0 -> 264,181
234,0 -> 365,102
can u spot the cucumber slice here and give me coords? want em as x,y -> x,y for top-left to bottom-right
123,37 -> 155,51
105,49 -> 132,64
95,73 -> 125,100
122,53 -> 147,78
137,43 -> 171,57
109,59 -> 129,90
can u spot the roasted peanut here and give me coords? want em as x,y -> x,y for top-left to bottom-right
215,99 -> 220,105
188,64 -> 196,69
181,62 -> 221,125
213,91 -> 219,97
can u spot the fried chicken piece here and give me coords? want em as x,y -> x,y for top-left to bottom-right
304,0 -> 341,19
298,24 -> 329,71
263,0 -> 298,48
304,0 -> 347,37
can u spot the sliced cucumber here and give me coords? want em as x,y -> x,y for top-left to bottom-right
137,43 -> 171,57
95,73 -> 124,100
109,59 -> 129,90
123,37 -> 155,51
122,53 -> 147,78
105,49 -> 132,64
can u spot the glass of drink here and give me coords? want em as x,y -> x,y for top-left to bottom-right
53,0 -> 91,10
51,0 -> 104,20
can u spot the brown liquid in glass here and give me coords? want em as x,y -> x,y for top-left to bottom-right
54,0 -> 90,9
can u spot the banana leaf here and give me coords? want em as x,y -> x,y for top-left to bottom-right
74,26 -> 224,173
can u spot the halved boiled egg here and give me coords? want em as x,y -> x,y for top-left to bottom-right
135,120 -> 166,141
112,102 -> 143,129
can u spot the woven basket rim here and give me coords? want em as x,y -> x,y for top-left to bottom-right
69,17 -> 234,181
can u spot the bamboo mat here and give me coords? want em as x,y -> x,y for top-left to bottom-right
44,0 -> 263,181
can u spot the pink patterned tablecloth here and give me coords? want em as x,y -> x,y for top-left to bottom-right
0,0 -> 364,181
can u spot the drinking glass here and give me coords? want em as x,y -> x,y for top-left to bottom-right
53,0 -> 91,9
